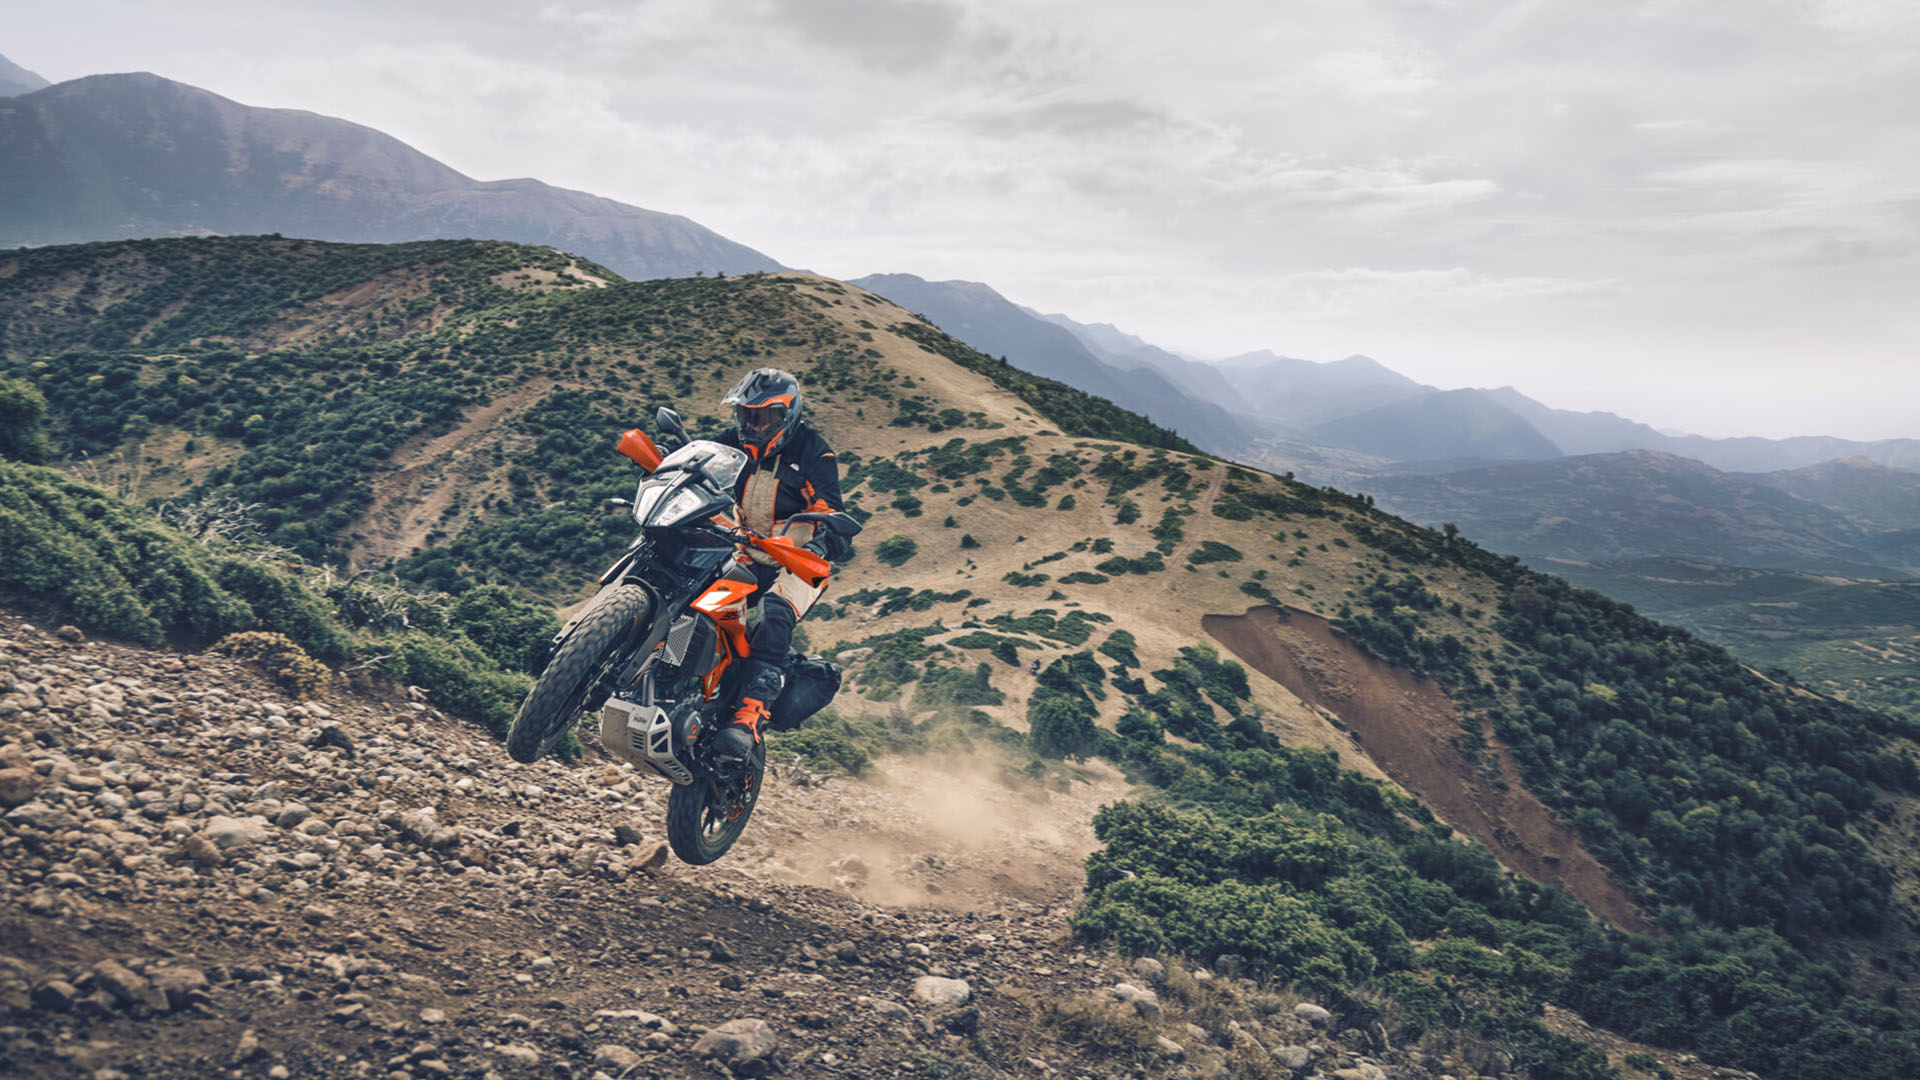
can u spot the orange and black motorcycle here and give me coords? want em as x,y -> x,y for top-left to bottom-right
505,407 -> 854,864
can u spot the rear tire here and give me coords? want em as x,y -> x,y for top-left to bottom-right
666,745 -> 764,865
505,586 -> 650,765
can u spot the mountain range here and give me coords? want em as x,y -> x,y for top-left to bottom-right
0,71 -> 783,279
0,51 -> 47,98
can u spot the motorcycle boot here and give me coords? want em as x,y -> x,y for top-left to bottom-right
717,658 -> 786,771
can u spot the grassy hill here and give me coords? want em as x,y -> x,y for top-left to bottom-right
6,235 -> 1920,1078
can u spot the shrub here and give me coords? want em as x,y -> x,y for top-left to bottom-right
212,631 -> 330,698
1004,571 -> 1050,587
778,726 -> 873,777
874,535 -> 918,566
0,377 -> 52,463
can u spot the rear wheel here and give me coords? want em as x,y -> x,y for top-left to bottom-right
666,745 -> 764,865
505,586 -> 650,764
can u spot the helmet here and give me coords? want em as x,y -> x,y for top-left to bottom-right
721,368 -> 803,456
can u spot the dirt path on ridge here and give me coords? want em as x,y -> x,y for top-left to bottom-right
1205,605 -> 1652,934
1169,462 -> 1227,566
345,379 -> 551,571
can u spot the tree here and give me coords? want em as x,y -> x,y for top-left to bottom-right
0,377 -> 52,463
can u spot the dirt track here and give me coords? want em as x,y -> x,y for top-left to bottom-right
1204,605 -> 1652,934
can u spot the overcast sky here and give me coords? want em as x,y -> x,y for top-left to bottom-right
11,1 -> 1920,439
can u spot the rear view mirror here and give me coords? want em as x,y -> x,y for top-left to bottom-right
656,407 -> 689,446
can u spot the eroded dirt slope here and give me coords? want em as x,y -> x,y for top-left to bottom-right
1204,605 -> 1652,935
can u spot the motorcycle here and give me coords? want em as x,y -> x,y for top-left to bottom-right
505,406 -> 857,865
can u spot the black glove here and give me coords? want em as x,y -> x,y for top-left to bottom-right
804,532 -> 851,563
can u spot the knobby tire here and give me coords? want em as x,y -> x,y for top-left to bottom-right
505,586 -> 650,764
666,747 -> 763,865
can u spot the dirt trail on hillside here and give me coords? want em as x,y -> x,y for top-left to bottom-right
345,380 -> 551,571
1168,462 -> 1228,566
1205,605 -> 1652,934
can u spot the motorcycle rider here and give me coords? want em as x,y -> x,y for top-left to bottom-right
706,368 -> 855,767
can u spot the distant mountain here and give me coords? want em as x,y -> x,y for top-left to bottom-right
1482,385 -> 1920,472
851,273 -> 1255,455
1215,351 -> 1429,429
1365,449 -> 1904,579
1751,457 -> 1920,537
1034,312 -> 1249,416
0,53 -> 48,98
1309,387 -> 1562,466
0,72 -> 783,279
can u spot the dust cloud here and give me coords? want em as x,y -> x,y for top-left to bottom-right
735,751 -> 1134,912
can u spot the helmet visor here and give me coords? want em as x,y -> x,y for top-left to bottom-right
734,403 -> 788,437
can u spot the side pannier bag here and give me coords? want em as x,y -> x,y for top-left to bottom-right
768,655 -> 840,732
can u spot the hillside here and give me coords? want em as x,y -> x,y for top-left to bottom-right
0,73 -> 783,279
5,235 -> 1920,1079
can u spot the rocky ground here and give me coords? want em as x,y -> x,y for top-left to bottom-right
1,610 -> 1747,1080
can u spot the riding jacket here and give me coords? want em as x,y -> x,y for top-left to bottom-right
712,420 -> 854,562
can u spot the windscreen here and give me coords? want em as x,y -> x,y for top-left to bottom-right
655,439 -> 749,490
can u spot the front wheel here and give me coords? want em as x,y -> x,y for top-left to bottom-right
666,746 -> 764,865
505,586 -> 651,764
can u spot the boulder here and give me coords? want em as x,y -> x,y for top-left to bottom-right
1293,1002 -> 1332,1027
203,815 -> 268,850
592,1044 -> 642,1071
912,976 -> 972,1007
0,767 -> 38,808
692,1018 -> 777,1070
93,959 -> 167,1011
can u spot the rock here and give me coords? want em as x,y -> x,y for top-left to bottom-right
55,625 -> 84,643
912,976 -> 972,1007
233,1028 -> 264,1063
1332,1067 -> 1386,1080
1131,957 -> 1166,986
1273,1045 -> 1312,1069
419,1007 -> 447,1024
6,801 -> 74,831
630,842 -> 669,874
149,966 -> 210,1009
692,1018 -> 777,1069
1110,982 -> 1161,1022
31,979 -> 78,1012
203,815 -> 268,850
592,1044 -> 642,1071
1214,953 -> 1246,977
870,998 -> 911,1019
830,941 -> 861,963
707,938 -> 736,963
179,834 -> 223,867
301,904 -> 337,926
829,853 -> 869,881
0,767 -> 37,808
611,823 -> 646,847
494,1043 -> 541,1067
936,1006 -> 980,1035
93,959 -> 167,1011
1155,1036 -> 1186,1061
1293,1002 -> 1332,1027
275,804 -> 312,828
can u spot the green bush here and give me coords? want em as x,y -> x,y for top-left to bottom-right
212,630 -> 329,698
0,377 -> 52,463
379,632 -> 531,736
874,535 -> 918,566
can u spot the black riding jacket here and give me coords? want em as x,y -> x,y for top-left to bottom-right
712,420 -> 854,561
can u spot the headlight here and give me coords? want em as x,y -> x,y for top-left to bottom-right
631,484 -> 669,525
646,488 -> 709,527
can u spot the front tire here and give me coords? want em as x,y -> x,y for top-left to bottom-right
666,745 -> 764,865
505,586 -> 651,764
